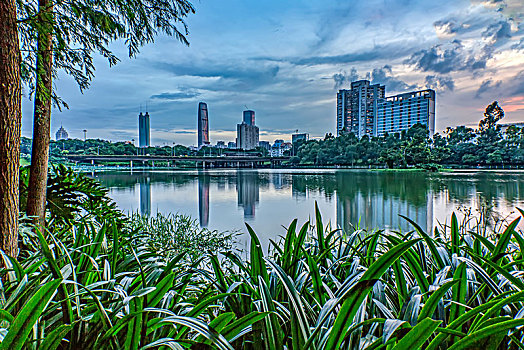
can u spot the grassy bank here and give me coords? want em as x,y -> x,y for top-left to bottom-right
2,167 -> 524,348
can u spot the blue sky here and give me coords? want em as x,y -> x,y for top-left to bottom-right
21,0 -> 524,146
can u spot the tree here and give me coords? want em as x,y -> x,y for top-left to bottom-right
479,101 -> 504,132
0,0 -> 22,258
19,0 -> 195,226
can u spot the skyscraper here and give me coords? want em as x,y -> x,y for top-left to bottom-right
237,110 -> 259,150
243,110 -> 255,125
55,125 -> 68,140
376,89 -> 436,137
138,112 -> 150,147
198,102 -> 210,148
337,80 -> 385,137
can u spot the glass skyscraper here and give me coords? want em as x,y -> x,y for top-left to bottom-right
138,112 -> 150,147
198,102 -> 210,148
243,110 -> 255,126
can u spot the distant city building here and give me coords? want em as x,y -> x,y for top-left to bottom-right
292,133 -> 309,144
197,102 -> 210,148
258,141 -> 271,151
376,89 -> 436,137
138,112 -> 150,147
337,80 -> 385,137
237,110 -> 259,150
271,141 -> 292,157
273,139 -> 284,147
227,141 -> 237,149
55,125 -> 68,140
243,110 -> 255,125
337,80 -> 437,137
216,141 -> 226,148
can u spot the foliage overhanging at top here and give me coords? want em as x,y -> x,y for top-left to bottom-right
16,0 -> 195,106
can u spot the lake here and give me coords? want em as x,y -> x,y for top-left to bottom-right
91,169 -> 524,247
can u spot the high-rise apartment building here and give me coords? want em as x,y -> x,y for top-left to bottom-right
292,133 -> 309,144
237,110 -> 259,150
138,112 -> 150,147
337,80 -> 385,137
337,80 -> 436,137
376,89 -> 436,137
55,125 -> 68,140
197,102 -> 210,148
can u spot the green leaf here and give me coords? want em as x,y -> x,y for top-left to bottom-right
307,254 -> 325,305
146,273 -> 174,308
323,238 -> 422,350
221,311 -> 270,342
40,324 -> 73,350
390,318 -> 442,350
258,276 -> 283,350
267,260 -> 311,348
451,213 -> 459,256
448,319 -> 524,350
400,214 -> 446,271
491,217 -> 520,264
0,279 -> 62,350
449,263 -> 467,325
418,280 -> 459,322
159,316 -> 233,350
246,223 -> 269,286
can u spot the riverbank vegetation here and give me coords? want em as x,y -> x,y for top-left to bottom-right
1,168 -> 524,348
294,101 -> 523,169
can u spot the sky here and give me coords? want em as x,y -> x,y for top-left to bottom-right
21,0 -> 524,146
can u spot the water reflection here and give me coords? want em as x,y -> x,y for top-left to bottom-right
139,176 -> 151,216
92,170 -> 524,239
237,171 -> 259,219
198,172 -> 210,227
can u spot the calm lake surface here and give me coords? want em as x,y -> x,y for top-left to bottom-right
92,169 -> 524,247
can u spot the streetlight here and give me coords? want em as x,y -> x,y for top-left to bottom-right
172,142 -> 176,157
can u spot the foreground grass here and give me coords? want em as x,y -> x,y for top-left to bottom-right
2,167 -> 524,349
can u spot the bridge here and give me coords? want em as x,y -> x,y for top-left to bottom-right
65,154 -> 290,168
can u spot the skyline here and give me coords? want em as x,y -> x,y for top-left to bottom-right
21,0 -> 524,146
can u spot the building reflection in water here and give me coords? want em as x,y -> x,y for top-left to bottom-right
198,172 -> 210,227
237,170 -> 259,219
335,172 -> 433,233
139,176 -> 151,216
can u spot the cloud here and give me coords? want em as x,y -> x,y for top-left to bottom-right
154,61 -> 278,80
333,68 -> 359,89
512,70 -> 524,95
475,78 -> 502,98
482,20 -> 512,46
425,75 -> 455,92
150,90 -> 201,100
405,40 -> 492,74
366,65 -> 416,92
434,19 -> 467,38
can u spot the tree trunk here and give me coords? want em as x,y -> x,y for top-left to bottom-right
26,0 -> 54,228
0,0 -> 22,258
